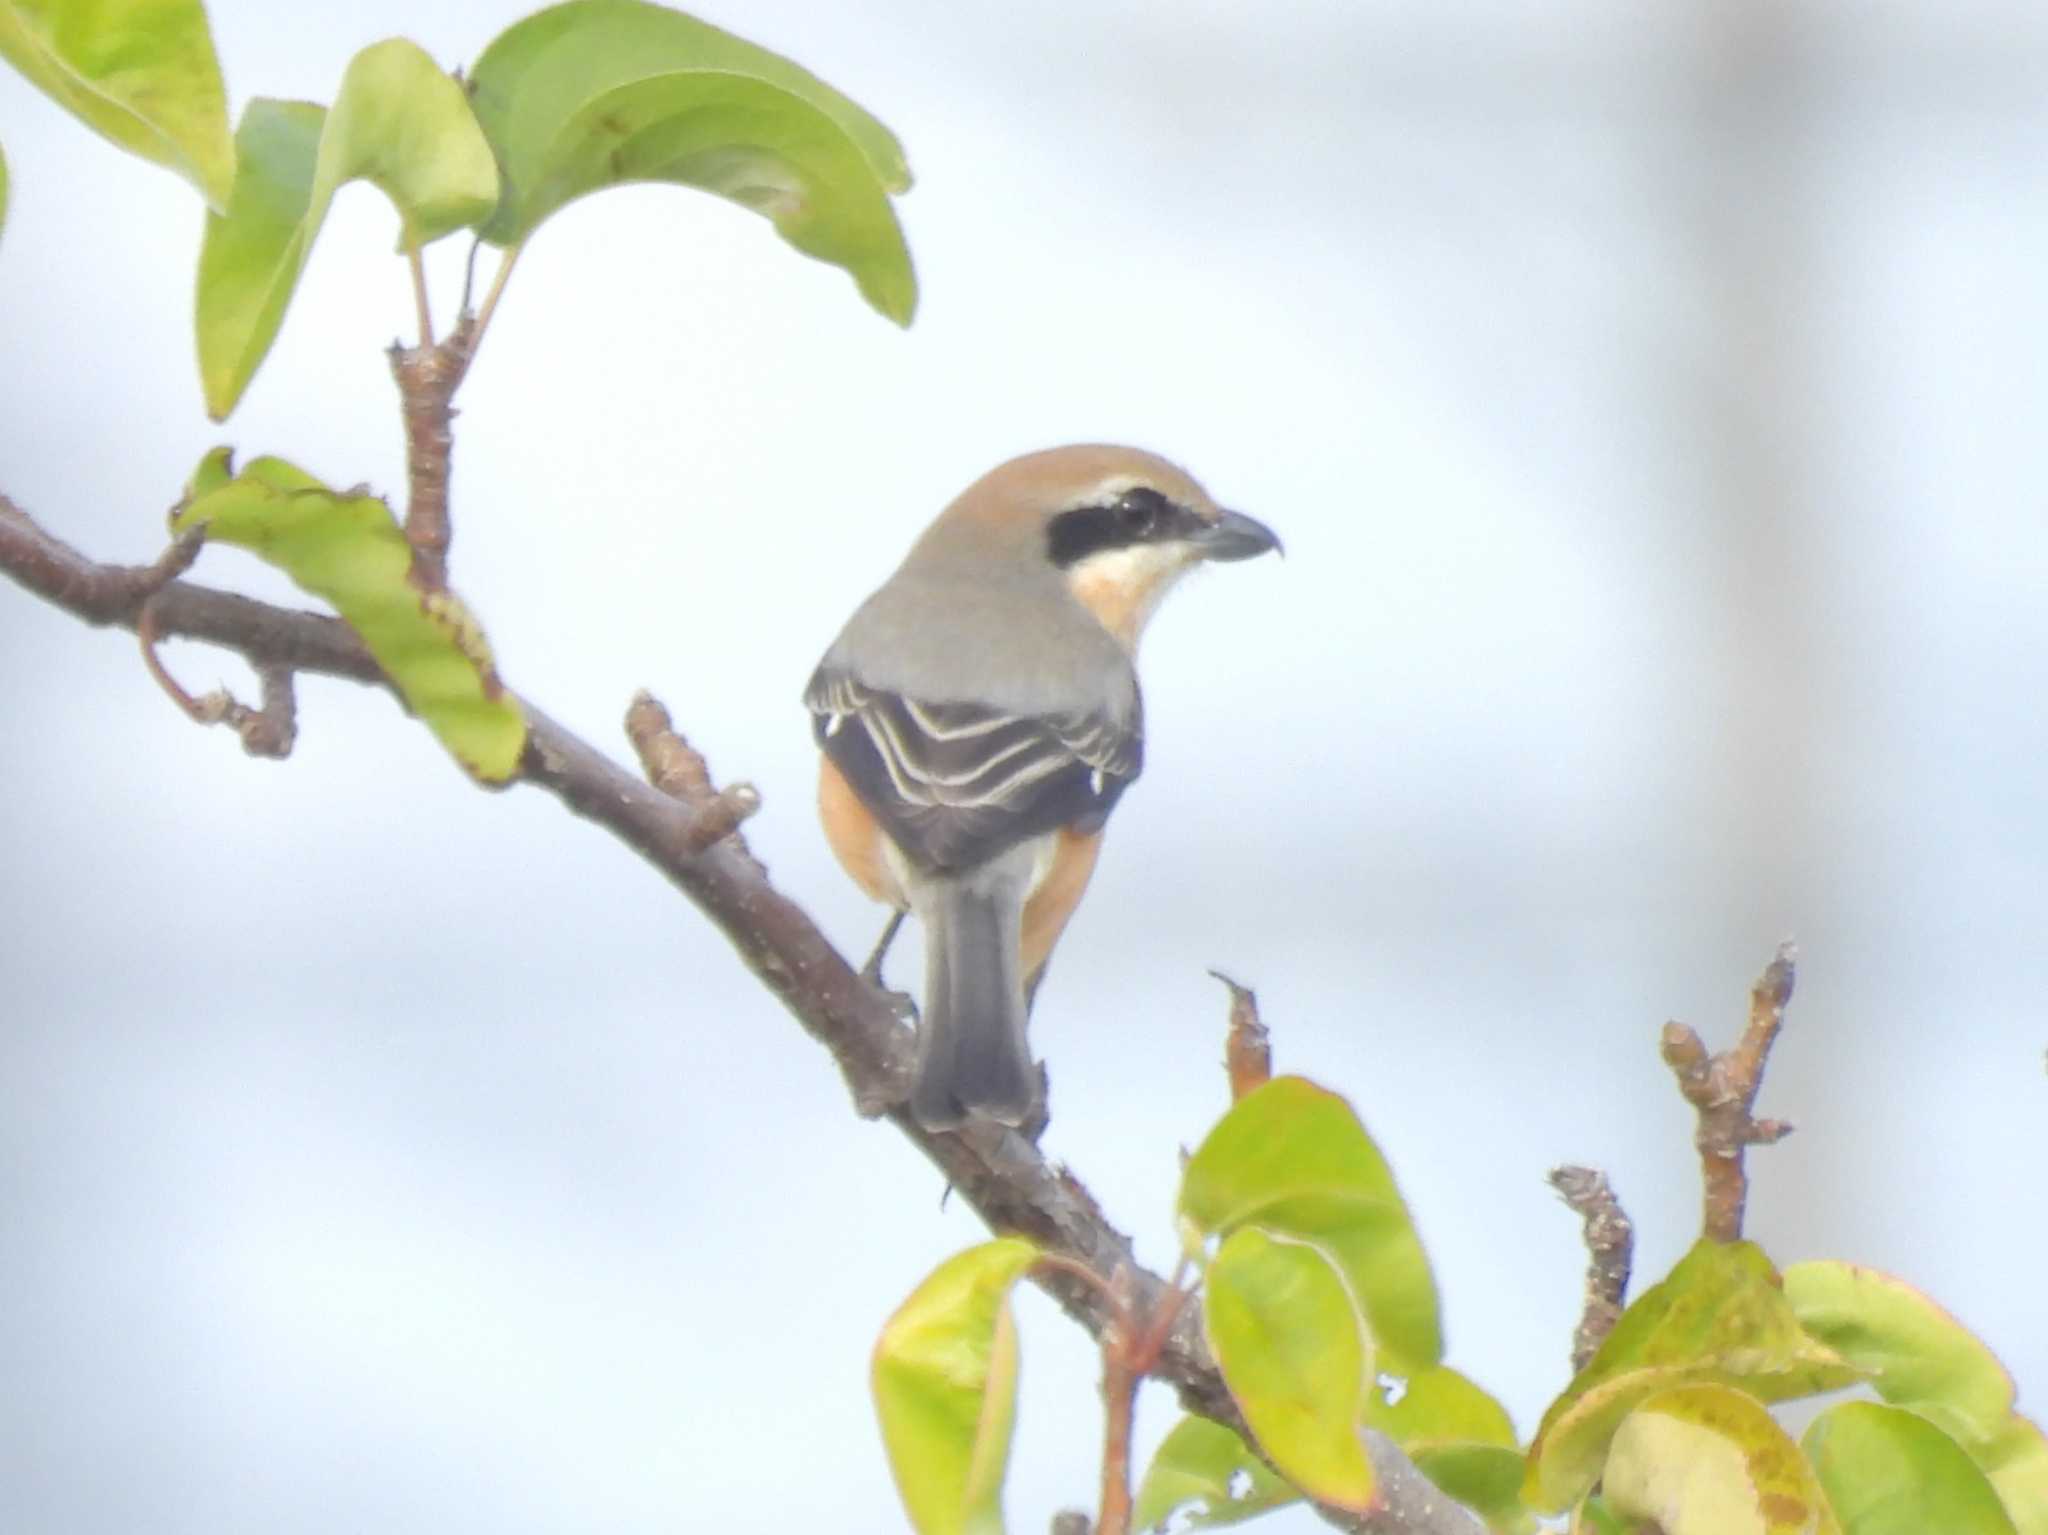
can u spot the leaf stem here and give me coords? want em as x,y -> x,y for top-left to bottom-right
407,239 -> 435,347
468,240 -> 522,357
1095,1261 -> 1197,1535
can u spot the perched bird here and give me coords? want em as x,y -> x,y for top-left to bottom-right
806,444 -> 1280,1129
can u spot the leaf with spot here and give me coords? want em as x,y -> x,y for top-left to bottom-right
195,40 -> 499,418
1366,1363 -> 1517,1451
1130,1415 -> 1300,1530
0,0 -> 233,206
1364,1365 -> 1531,1533
1603,1383 -> 1838,1535
467,0 -> 916,323
1523,1239 -> 1859,1514
871,1237 -> 1039,1535
170,450 -> 526,783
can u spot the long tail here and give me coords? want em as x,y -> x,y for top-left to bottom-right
911,878 -> 1034,1129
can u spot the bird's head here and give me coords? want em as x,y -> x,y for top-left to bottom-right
920,443 -> 1281,652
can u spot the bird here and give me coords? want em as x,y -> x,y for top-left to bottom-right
805,444 -> 1280,1130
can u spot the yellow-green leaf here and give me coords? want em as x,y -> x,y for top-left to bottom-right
467,0 -> 916,324
1785,1261 -> 2048,1535
1205,1225 -> 1376,1513
1804,1401 -> 2019,1535
170,452 -> 526,782
1604,1383 -> 1838,1535
1571,1493 -> 1648,1534
0,0 -> 232,207
872,1237 -> 1040,1535
195,41 -> 498,419
1180,1075 -> 1441,1373
195,100 -> 321,419
1524,1240 -> 1859,1514
322,38 -> 500,249
1366,1366 -> 1530,1532
1130,1415 -> 1300,1530
1367,1364 -> 1517,1451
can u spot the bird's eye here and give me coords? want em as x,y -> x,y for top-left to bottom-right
1114,488 -> 1167,536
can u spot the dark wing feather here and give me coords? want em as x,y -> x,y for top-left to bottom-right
807,670 -> 1142,874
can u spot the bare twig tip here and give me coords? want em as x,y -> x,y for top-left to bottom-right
1548,1164 -> 1635,1371
1211,970 -> 1271,1102
1659,1021 -> 1709,1082
138,595 -> 298,759
1664,948 -> 1803,1243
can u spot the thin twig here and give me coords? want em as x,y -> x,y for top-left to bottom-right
139,594 -> 301,759
1032,1252 -> 1119,1306
1210,970 -> 1272,1101
137,593 -> 208,719
1101,1261 -> 1199,1535
1547,1165 -> 1635,1372
239,665 -> 300,758
0,494 -> 1482,1535
1096,1264 -> 1143,1535
1660,943 -> 1798,1243
624,690 -> 763,858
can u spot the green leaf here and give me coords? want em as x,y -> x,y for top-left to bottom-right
321,38 -> 501,249
195,41 -> 499,419
0,0 -> 233,207
1571,1493 -> 1648,1535
195,100 -> 323,419
1180,1075 -> 1441,1373
1785,1261 -> 2048,1535
1367,1364 -> 1517,1451
1524,1239 -> 1860,1514
1603,1382 -> 1838,1535
1130,1415 -> 1300,1531
169,451 -> 527,782
1804,1401 -> 2019,1535
467,0 -> 916,324
1363,1367 -> 1530,1532
871,1237 -> 1040,1535
1205,1225 -> 1376,1513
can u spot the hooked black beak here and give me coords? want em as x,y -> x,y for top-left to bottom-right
1194,508 -> 1283,562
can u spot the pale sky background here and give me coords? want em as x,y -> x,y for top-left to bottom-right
4,2 -> 2046,1532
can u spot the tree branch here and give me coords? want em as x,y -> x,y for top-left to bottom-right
388,320 -> 477,588
0,492 -> 1481,1535
1547,1165 -> 1635,1372
1660,942 -> 1798,1243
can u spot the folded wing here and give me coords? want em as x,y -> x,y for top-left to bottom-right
807,669 -> 1142,874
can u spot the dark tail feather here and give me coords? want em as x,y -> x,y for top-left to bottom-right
911,882 -> 1034,1129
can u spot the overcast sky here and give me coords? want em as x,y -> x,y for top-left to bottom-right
4,2 -> 2046,1532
